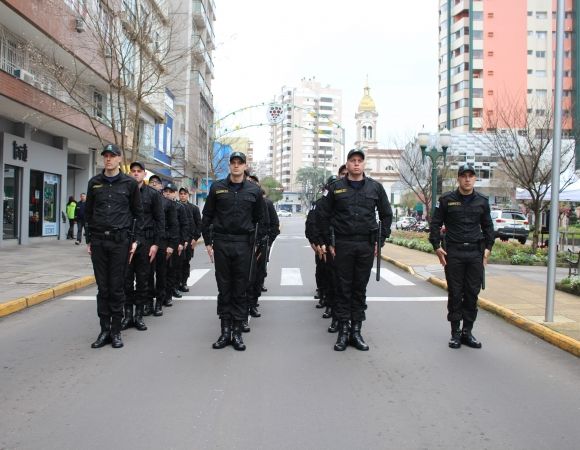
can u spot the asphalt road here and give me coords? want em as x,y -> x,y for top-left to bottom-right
1,217 -> 579,450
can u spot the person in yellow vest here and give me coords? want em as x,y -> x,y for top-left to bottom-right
66,196 -> 77,240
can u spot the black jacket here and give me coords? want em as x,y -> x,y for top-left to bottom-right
175,201 -> 189,244
315,176 -> 392,246
74,201 -> 86,221
429,189 -> 495,251
160,196 -> 179,250
201,176 -> 265,242
265,197 -> 280,243
180,201 -> 202,241
140,184 -> 165,246
85,171 -> 143,244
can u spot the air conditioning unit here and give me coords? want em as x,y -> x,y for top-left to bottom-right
75,17 -> 85,32
13,68 -> 35,85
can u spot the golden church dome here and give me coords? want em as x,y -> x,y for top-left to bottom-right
358,85 -> 376,112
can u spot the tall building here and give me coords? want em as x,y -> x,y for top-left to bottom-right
353,83 -> 402,205
438,0 -> 577,134
168,0 -> 216,202
269,78 -> 344,192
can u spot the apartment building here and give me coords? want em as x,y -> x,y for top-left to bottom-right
438,0 -> 577,134
269,78 -> 344,192
167,0 -> 216,202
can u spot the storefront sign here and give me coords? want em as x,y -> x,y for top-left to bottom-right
12,141 -> 28,162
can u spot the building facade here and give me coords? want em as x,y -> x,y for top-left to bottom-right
269,78 -> 344,192
438,0 -> 577,134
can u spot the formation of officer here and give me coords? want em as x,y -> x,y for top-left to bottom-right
316,149 -> 392,351
85,144 -> 144,349
122,161 -> 165,332
147,175 -> 178,316
428,163 -> 494,349
178,187 -> 202,292
202,151 -> 265,351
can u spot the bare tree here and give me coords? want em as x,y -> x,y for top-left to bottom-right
480,94 -> 576,249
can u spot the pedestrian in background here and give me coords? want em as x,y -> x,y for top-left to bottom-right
428,163 -> 494,350
66,196 -> 77,240
75,193 -> 86,245
178,187 -> 202,292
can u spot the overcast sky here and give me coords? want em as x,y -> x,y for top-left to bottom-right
211,0 -> 439,159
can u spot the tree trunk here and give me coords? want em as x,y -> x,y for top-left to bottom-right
532,209 -> 542,251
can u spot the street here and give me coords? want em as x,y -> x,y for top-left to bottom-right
1,217 -> 579,450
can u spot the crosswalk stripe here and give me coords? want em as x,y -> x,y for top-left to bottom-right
281,268 -> 303,285
372,268 -> 414,286
187,269 -> 211,287
61,295 -> 447,302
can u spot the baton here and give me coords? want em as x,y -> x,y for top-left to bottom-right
376,222 -> 381,281
248,224 -> 259,282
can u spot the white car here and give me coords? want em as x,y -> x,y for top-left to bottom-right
395,216 -> 417,230
277,210 -> 292,217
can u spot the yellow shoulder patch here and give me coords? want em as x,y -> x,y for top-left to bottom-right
92,184 -> 103,189
334,188 -> 347,194
216,189 -> 229,194
448,201 -> 461,206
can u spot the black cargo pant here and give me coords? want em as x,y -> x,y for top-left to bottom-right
214,238 -> 251,321
247,242 -> 267,308
124,239 -> 153,307
322,253 -> 336,311
149,245 -> 167,305
90,236 -> 130,333
444,243 -> 483,324
334,239 -> 374,322
181,245 -> 194,287
167,246 -> 184,296
315,254 -> 324,294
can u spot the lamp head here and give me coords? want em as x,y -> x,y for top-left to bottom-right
417,129 -> 430,150
439,128 -> 451,150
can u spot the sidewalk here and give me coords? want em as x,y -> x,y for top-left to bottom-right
0,240 -> 579,356
383,243 -> 580,356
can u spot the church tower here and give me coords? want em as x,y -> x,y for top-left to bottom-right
354,81 -> 379,149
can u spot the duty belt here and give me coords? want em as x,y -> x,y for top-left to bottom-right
447,242 -> 479,250
90,229 -> 128,242
335,233 -> 371,242
213,232 -> 251,242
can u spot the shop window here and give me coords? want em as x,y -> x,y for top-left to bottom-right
3,165 -> 20,240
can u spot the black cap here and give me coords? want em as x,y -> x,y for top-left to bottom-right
130,161 -> 146,171
326,175 -> 338,185
148,175 -> 162,184
163,182 -> 178,192
179,187 -> 189,194
457,163 -> 476,176
347,148 -> 365,160
229,151 -> 247,163
101,144 -> 121,156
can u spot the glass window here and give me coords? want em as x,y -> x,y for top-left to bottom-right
536,11 -> 547,19
3,165 -> 20,240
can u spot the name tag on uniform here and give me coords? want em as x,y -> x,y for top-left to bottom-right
216,189 -> 228,194
92,184 -> 103,189
335,189 -> 347,194
448,201 -> 461,206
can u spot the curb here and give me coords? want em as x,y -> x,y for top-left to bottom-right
0,275 -> 95,319
384,258 -> 580,358
382,255 -> 416,276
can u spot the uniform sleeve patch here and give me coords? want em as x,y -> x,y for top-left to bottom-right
435,201 -> 440,208
448,201 -> 461,206
92,184 -> 103,189
334,189 -> 347,194
215,189 -> 229,194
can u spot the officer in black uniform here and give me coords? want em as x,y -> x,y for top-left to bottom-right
163,183 -> 188,303
122,161 -> 164,331
178,187 -> 202,292
85,144 -> 143,349
261,184 -> 280,292
428,163 -> 494,349
316,149 -> 392,351
202,151 -> 264,351
147,175 -> 178,316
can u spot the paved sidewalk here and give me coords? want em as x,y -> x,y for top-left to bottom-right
384,243 -> 580,352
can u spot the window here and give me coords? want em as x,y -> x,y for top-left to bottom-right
473,30 -> 483,39
527,89 -> 532,94
535,109 -> 546,116
527,11 -> 533,17
472,49 -> 483,59
527,50 -> 533,55
92,90 -> 104,119
487,70 -> 494,76
527,69 -> 533,74
487,32 -> 494,38
473,88 -> 483,98
536,70 -> 546,77
473,11 -> 483,20
536,11 -> 547,19
536,31 -> 547,39
487,51 -> 494,57
487,12 -> 494,18
536,89 -> 547,98
536,50 -> 546,58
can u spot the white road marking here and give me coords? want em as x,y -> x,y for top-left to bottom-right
61,295 -> 446,302
187,269 -> 211,287
280,268 -> 303,285
372,268 -> 415,286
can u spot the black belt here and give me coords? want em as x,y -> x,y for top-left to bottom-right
143,229 -> 155,239
91,229 -> 128,242
336,234 -> 371,242
213,232 -> 251,242
447,242 -> 480,250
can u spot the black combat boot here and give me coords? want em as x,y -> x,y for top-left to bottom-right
121,304 -> 134,330
91,317 -> 112,348
249,305 -> 261,318
349,321 -> 369,351
231,320 -> 246,351
212,319 -> 232,349
179,284 -> 189,292
111,317 -> 124,349
261,285 -> 267,292
153,298 -> 163,316
242,319 -> 251,333
314,289 -> 320,300
322,306 -> 332,319
328,317 -> 339,333
164,292 -> 173,307
142,301 -> 153,316
448,321 -> 462,349
334,321 -> 350,351
461,321 -> 482,348
133,305 -> 147,331
172,288 -> 182,298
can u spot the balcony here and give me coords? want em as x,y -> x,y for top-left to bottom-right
194,70 -> 213,104
192,34 -> 214,74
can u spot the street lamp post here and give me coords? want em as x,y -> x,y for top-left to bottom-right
417,128 -> 451,220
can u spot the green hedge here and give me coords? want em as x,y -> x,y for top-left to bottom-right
556,276 -> 580,296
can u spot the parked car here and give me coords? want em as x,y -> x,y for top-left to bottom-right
395,216 -> 417,230
490,209 -> 529,244
277,210 -> 292,217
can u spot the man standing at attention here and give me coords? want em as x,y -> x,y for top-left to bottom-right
316,149 -> 392,351
429,163 -> 494,349
85,144 -> 143,349
202,152 -> 264,351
